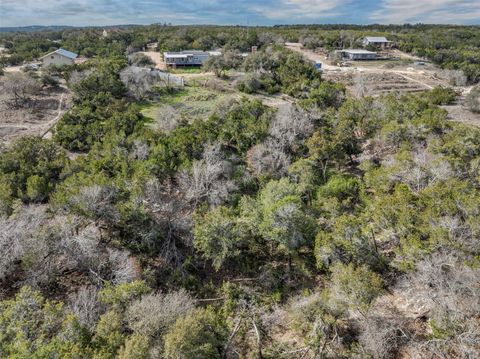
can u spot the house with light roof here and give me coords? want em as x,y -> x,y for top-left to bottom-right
362,37 -> 392,48
163,50 -> 221,67
40,48 -> 78,67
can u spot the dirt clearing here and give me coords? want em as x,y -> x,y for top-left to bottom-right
0,82 -> 71,144
285,43 -> 458,96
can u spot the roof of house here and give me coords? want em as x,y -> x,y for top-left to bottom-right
364,36 -> 391,43
40,48 -> 78,60
182,50 -> 209,55
342,49 -> 377,54
164,50 -> 212,57
164,53 -> 189,59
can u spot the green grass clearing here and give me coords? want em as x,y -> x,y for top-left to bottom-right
169,67 -> 204,74
140,86 -> 238,132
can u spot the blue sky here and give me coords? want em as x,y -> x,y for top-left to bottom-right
1,0 -> 479,27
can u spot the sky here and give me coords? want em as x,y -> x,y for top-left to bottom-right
1,0 -> 479,27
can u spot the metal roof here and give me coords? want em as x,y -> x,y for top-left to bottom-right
40,48 -> 78,60
164,53 -> 189,59
181,50 -> 209,55
364,37 -> 391,43
342,49 -> 377,54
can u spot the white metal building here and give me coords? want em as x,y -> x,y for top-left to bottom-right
339,49 -> 377,60
163,50 -> 220,66
362,37 -> 392,48
40,48 -> 78,67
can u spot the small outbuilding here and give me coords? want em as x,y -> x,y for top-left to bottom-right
40,48 -> 78,67
339,49 -> 377,61
362,36 -> 392,48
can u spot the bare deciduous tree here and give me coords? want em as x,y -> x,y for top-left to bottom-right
120,66 -> 155,100
354,73 -> 369,98
268,105 -> 315,153
131,139 -> 150,160
359,305 -> 411,359
139,178 -> 192,265
394,251 -> 480,358
384,147 -> 453,193
108,248 -> 138,284
0,205 -> 49,281
67,69 -> 94,86
3,72 -> 40,108
70,185 -> 121,227
178,143 -> 238,207
69,286 -> 103,332
121,66 -> 181,100
246,141 -> 290,179
60,224 -> 105,276
127,289 -> 195,338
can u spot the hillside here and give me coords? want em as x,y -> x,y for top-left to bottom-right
0,24 -> 479,358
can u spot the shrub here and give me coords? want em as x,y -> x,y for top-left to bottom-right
0,137 -> 67,211
118,334 -> 150,359
193,206 -> 245,270
236,73 -> 262,94
302,81 -> 346,109
236,73 -> 279,95
0,287 -> 87,357
427,86 -> 457,105
41,73 -> 60,87
163,308 -> 228,359
329,263 -> 384,316
465,86 -> 480,113
99,280 -> 151,309
128,53 -> 154,67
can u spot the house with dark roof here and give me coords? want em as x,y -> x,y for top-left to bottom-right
362,36 -> 392,48
40,48 -> 78,67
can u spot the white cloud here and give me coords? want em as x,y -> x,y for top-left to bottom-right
252,0 -> 352,19
1,0 -> 478,27
371,0 -> 480,24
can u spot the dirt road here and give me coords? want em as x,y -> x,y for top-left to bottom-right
3,65 -> 23,73
285,42 -> 342,71
42,92 -> 66,139
138,51 -> 166,70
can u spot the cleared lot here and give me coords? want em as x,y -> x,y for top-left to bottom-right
0,79 -> 71,144
285,43 -> 452,96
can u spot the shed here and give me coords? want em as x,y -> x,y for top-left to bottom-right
40,48 -> 77,67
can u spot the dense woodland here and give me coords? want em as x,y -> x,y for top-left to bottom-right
0,24 -> 480,358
